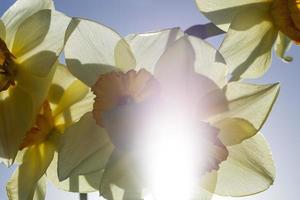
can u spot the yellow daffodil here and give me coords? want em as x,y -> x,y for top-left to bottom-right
58,19 -> 279,200
196,0 -> 297,80
0,0 -> 70,165
6,64 -> 101,200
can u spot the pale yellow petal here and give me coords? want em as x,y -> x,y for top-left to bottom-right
47,64 -> 94,129
214,118 -> 258,146
47,152 -> 102,193
154,36 -> 195,98
64,18 -> 120,86
0,87 -> 33,165
274,32 -> 293,62
1,0 -> 53,48
198,171 -> 217,199
6,142 -> 55,200
15,10 -> 71,77
58,113 -> 113,181
15,60 -> 56,115
187,36 -> 228,87
211,82 -> 280,139
219,5 -> 278,80
155,36 -> 228,118
125,28 -> 184,73
114,39 -> 136,72
12,10 -> 52,58
100,150 -> 143,200
214,133 -> 275,196
33,176 -> 46,200
52,80 -> 91,124
195,0 -> 272,31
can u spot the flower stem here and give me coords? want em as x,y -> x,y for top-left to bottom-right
79,193 -> 87,200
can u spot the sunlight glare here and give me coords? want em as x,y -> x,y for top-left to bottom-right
143,109 -> 203,200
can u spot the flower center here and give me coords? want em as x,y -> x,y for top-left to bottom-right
197,123 -> 228,173
92,69 -> 228,171
20,101 -> 54,149
0,38 -> 16,92
92,69 -> 160,127
92,69 -> 161,150
271,0 -> 300,43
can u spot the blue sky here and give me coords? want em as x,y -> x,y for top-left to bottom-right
1,0 -> 300,199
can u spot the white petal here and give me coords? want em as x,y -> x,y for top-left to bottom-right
214,118 -> 258,146
48,65 -> 94,129
33,176 -> 46,200
6,142 -> 55,200
0,87 -> 33,165
219,5 -> 278,80
100,150 -> 143,200
211,82 -> 280,132
47,152 -> 102,193
125,28 -> 184,73
114,39 -> 136,72
58,113 -> 113,181
1,0 -> 53,48
154,36 -> 195,97
274,32 -> 293,62
187,36 -> 228,87
195,0 -> 272,31
155,36 -> 227,115
64,18 -> 122,86
15,10 -> 71,77
215,133 -> 275,196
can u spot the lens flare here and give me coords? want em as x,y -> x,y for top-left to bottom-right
142,108 -> 204,200
212,195 -> 234,200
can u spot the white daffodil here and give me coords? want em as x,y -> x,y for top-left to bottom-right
58,19 -> 279,200
196,0 -> 298,80
0,0 -> 70,165
6,64 -> 101,200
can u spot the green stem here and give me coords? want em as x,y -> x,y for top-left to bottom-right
79,193 -> 87,200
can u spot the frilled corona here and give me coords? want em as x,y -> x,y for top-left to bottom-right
92,69 -> 161,127
0,38 -> 16,92
271,0 -> 300,43
20,101 -> 54,149
92,69 -> 228,173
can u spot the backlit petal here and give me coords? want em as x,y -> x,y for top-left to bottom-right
154,36 -> 195,99
114,39 -> 136,72
64,18 -> 121,86
219,5 -> 278,80
211,82 -> 280,145
33,176 -> 46,200
125,28 -> 184,73
274,32 -> 293,62
100,150 -> 143,200
0,87 -> 33,165
187,36 -> 227,88
214,133 -> 275,196
15,10 -> 71,77
1,0 -> 53,48
6,142 -> 55,200
195,0 -> 272,31
47,152 -> 103,193
58,113 -> 113,181
214,118 -> 258,146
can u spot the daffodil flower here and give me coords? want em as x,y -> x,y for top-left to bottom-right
0,0 -> 71,165
58,19 -> 279,200
196,0 -> 297,80
6,64 -> 101,200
